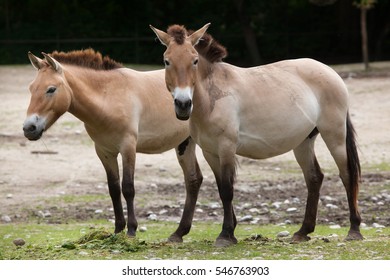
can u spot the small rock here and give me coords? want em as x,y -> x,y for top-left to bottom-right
337,243 -> 346,247
150,183 -> 158,188
159,209 -> 168,215
94,209 -> 103,214
286,207 -> 297,212
284,219 -> 292,225
1,215 -> 12,223
209,202 -> 220,209
195,208 -> 204,213
249,208 -> 260,214
277,231 -> 290,238
37,211 -> 45,218
239,215 -> 253,222
13,238 -> 26,246
323,196 -> 335,202
329,225 -> 341,229
43,211 -> 52,217
79,251 -> 89,256
322,238 -> 330,243
271,202 -> 282,209
242,203 -> 252,209
6,194 -> 13,199
326,204 -> 339,209
291,197 -> 300,204
372,223 -> 385,229
139,226 -> 147,232
370,196 -> 378,202
148,213 -> 158,221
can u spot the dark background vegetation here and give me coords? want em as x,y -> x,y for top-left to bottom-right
0,0 -> 389,66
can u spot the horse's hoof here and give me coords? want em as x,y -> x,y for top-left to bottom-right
215,237 -> 238,247
291,233 -> 311,243
114,223 -> 126,234
167,234 -> 183,243
345,230 -> 363,241
126,230 -> 136,237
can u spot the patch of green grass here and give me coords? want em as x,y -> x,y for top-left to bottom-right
365,161 -> 390,173
47,193 -> 109,204
0,222 -> 389,260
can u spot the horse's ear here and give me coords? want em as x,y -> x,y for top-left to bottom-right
150,25 -> 171,46
42,52 -> 62,73
189,23 -> 211,46
28,52 -> 45,70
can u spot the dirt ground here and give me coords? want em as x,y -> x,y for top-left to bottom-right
0,63 -> 389,233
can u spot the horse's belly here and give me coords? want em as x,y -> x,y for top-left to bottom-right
136,124 -> 189,154
236,127 -> 313,159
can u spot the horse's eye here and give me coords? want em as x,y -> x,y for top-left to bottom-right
46,86 -> 56,95
193,59 -> 199,66
164,59 -> 170,67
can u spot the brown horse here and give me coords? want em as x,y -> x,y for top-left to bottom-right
23,49 -> 203,241
150,23 -> 363,246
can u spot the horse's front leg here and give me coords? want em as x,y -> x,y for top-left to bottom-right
121,143 -> 138,237
95,147 -> 126,234
169,137 -> 203,243
203,150 -> 237,247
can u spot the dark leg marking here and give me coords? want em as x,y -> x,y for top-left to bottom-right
178,137 -> 190,156
308,127 -> 319,139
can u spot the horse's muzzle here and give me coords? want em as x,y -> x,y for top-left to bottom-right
174,98 -> 192,121
23,114 -> 45,141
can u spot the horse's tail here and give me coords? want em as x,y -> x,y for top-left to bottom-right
346,112 -> 361,204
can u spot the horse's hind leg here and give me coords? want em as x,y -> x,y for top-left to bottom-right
320,114 -> 362,241
292,135 -> 324,242
169,137 -> 203,242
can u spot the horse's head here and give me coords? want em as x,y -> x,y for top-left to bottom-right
23,52 -> 71,140
150,23 -> 210,120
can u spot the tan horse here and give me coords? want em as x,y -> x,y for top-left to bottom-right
23,49 -> 203,241
150,23 -> 363,246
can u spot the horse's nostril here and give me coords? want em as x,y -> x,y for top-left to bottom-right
24,124 -> 36,132
175,99 -> 192,110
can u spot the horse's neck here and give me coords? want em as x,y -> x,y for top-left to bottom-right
192,61 -> 223,120
65,67 -> 110,125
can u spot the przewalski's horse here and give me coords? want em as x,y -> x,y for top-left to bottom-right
150,23 -> 363,246
24,49 -> 203,241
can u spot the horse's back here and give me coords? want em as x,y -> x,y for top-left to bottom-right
215,59 -> 349,159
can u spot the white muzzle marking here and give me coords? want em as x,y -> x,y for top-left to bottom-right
172,86 -> 193,120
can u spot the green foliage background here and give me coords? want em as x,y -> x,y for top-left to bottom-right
1,1 -> 390,65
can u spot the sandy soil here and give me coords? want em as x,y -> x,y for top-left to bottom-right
0,64 -> 389,231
